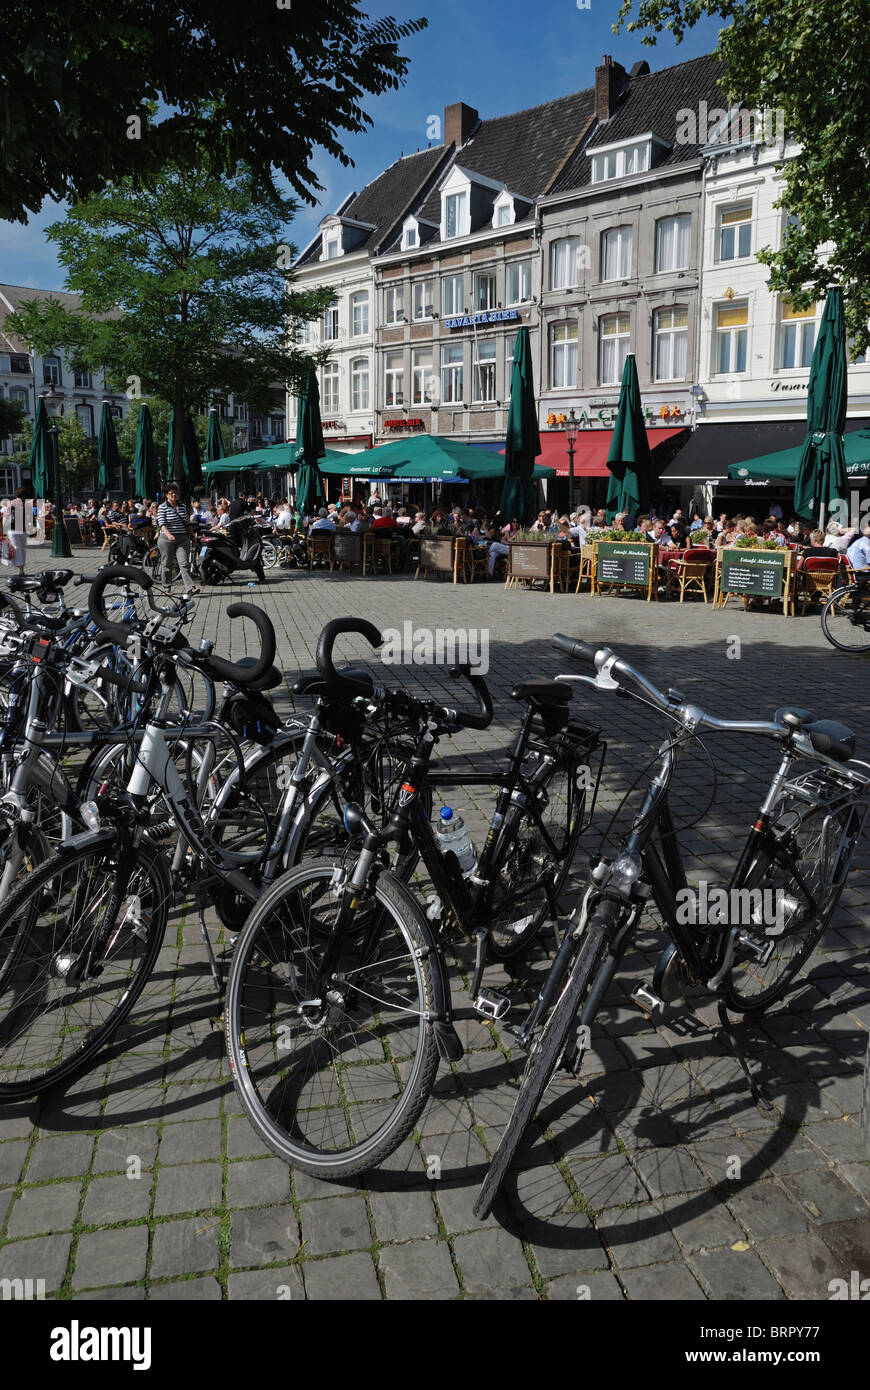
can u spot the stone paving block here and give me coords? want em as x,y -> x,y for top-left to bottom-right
226,1116 -> 273,1161
452,1227 -> 533,1293
724,1179 -> 808,1241
150,1216 -> 221,1278
596,1202 -> 682,1270
569,1151 -> 650,1210
228,1266 -> 304,1300
369,1188 -> 438,1242
804,1117 -> 868,1163
840,1162 -> 870,1202
621,1262 -> 707,1301
82,1175 -> 151,1226
529,1217 -> 610,1279
226,1157 -> 293,1209
102,1085 -> 165,1123
73,1226 -> 149,1289
74,1285 -> 147,1300
658,1192 -> 745,1254
154,1161 -> 222,1217
0,1140 -> 29,1187
5,1182 -> 81,1238
303,1252 -> 382,1301
161,1082 -> 224,1122
813,1216 -> 870,1272
298,1195 -> 371,1256
379,1239 -> 459,1300
545,1270 -> 625,1301
756,1232 -> 846,1300
630,1147 -> 708,1200
781,1167 -> 870,1225
94,1125 -> 160,1174
691,1245 -> 785,1300
0,1108 -> 35,1142
159,1118 -> 223,1165
148,1276 -> 222,1300
24,1134 -> 94,1182
229,1206 -> 300,1267
0,1231 -> 72,1293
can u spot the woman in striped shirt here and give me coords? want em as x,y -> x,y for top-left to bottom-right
157,486 -> 198,590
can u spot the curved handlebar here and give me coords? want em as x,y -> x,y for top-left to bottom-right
195,604 -> 277,687
446,664 -> 493,730
316,617 -> 383,689
551,634 -> 600,666
87,565 -> 152,643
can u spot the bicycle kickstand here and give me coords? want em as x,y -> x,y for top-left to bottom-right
716,1000 -> 773,1111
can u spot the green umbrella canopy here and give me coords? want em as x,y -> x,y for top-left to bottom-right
97,402 -> 121,493
500,327 -> 541,523
295,367 -> 326,515
168,409 -> 204,495
361,434 -> 553,482
794,288 -> 848,521
29,396 -> 52,499
729,428 -> 870,482
204,409 -> 225,491
605,355 -> 651,523
133,403 -> 159,500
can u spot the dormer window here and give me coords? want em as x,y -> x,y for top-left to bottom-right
492,192 -> 515,229
590,134 -> 665,184
445,191 -> 468,239
401,216 -> 420,251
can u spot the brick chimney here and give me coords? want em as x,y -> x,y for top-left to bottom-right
595,55 -> 627,121
443,102 -> 479,149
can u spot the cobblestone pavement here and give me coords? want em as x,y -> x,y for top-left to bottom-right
0,549 -> 868,1301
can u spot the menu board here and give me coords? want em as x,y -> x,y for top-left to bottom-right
595,542 -> 651,589
418,537 -> 454,573
718,548 -> 786,599
508,543 -> 551,579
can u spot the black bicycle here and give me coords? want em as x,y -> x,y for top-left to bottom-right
223,618 -> 603,1178
473,634 -> 870,1219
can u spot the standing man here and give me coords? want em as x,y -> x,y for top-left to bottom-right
157,484 -> 199,591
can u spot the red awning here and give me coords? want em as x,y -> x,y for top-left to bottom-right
535,427 -> 688,477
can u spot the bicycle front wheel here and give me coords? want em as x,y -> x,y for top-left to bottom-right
726,799 -> 858,1013
821,584 -> 870,654
0,838 -> 170,1097
225,863 -> 441,1180
474,916 -> 608,1220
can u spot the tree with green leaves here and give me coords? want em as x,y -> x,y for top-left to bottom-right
0,398 -> 26,446
1,2 -> 426,224
616,0 -> 870,354
9,415 -> 97,496
4,165 -> 333,492
115,398 -> 234,479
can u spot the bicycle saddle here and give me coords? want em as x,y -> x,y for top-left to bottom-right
293,665 -> 374,698
511,678 -> 572,707
775,706 -> 856,763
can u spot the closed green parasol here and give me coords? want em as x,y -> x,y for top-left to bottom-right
97,401 -> 121,494
295,367 -> 325,516
794,288 -> 848,525
500,327 -> 540,524
605,355 -> 651,523
133,403 -> 159,500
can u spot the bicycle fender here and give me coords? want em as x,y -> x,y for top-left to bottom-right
58,827 -> 118,854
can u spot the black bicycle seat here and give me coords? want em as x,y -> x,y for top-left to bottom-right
293,665 -> 374,698
511,678 -> 572,708
775,706 -> 855,762
8,576 -> 47,594
233,657 -> 283,693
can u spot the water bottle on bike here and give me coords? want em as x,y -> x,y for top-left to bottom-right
436,806 -> 478,877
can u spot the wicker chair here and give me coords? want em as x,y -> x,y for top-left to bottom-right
799,556 -> 840,614
453,537 -> 487,584
665,547 -> 714,603
306,533 -> 335,571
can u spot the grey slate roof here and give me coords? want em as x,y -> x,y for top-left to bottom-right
549,54 -> 727,193
0,284 -> 121,353
295,145 -> 453,267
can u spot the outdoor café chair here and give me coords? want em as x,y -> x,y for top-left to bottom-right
665,547 -> 714,603
306,533 -> 335,572
453,536 -> 487,584
799,556 -> 840,614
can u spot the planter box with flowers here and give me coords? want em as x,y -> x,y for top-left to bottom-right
713,539 -> 793,614
587,529 -> 657,601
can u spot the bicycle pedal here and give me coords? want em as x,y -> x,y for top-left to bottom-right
473,987 -> 511,1022
631,983 -> 664,1015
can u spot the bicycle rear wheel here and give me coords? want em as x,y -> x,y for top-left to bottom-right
726,799 -> 858,1013
225,863 -> 441,1180
474,915 -> 609,1220
0,838 -> 170,1096
487,755 -> 586,961
821,584 -> 870,653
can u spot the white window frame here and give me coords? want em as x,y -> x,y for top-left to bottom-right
323,306 -> 339,341
473,270 -> 497,313
43,355 -> 62,386
75,404 -> 94,436
444,190 -> 468,240
401,217 -> 419,251
322,234 -> 340,261
412,281 -> 434,321
73,369 -> 93,389
779,302 -> 817,371
351,292 -> 369,337
321,362 -> 340,413
472,339 -> 496,402
714,302 -> 749,375
653,306 -> 688,382
550,238 -> 581,291
717,205 -> 752,263
442,274 -> 464,317
412,347 -> 433,405
492,193 -> 515,228
351,357 -> 369,412
655,214 -> 691,273
384,352 -> 404,407
550,322 -> 579,390
506,260 -> 532,305
385,286 -> 404,326
600,226 -> 633,282
598,313 -> 631,386
591,140 -> 651,183
441,343 -> 463,403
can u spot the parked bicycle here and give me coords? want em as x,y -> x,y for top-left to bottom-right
821,573 -> 870,653
473,635 -> 870,1218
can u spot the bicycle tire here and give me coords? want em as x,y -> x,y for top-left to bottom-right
225,862 -> 441,1180
474,916 -> 608,1220
725,799 -> 857,1013
820,584 -> 870,654
487,755 -> 585,961
862,1034 -> 870,1153
261,540 -> 279,569
0,837 -> 170,1097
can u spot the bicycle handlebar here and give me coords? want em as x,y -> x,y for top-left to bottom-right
316,617 -> 383,688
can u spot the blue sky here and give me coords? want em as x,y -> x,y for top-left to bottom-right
0,0 -> 724,288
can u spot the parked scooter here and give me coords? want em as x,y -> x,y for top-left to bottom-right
198,515 -> 266,584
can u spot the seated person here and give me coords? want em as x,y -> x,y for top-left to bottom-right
795,529 -> 839,570
310,507 -> 336,533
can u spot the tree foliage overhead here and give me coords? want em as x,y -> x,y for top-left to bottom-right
115,398 -> 234,474
616,0 -> 870,354
8,414 -> 96,492
3,164 -> 334,488
1,1 -> 426,223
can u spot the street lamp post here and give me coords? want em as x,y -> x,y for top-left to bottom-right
564,408 -> 578,514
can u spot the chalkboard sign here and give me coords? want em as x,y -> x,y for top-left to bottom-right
717,548 -> 786,599
594,542 -> 654,600
416,536 -> 454,579
507,543 -> 551,584
333,532 -> 362,568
